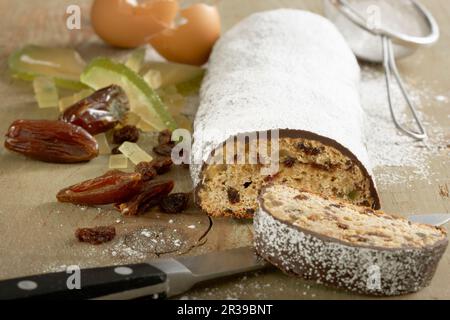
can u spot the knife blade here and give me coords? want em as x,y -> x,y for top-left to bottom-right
0,246 -> 268,300
148,246 -> 269,298
0,214 -> 448,300
408,214 -> 450,227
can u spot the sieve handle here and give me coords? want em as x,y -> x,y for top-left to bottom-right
381,36 -> 427,140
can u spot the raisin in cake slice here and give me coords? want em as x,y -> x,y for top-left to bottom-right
255,184 -> 448,296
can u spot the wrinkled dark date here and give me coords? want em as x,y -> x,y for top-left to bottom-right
116,180 -> 174,216
75,226 -> 116,245
57,170 -> 143,205
4,120 -> 99,163
61,85 -> 129,135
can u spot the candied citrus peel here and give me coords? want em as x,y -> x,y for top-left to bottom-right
118,141 -> 153,165
109,154 -> 128,169
33,76 -> 59,108
95,133 -> 111,155
9,45 -> 87,89
140,61 -> 204,94
125,48 -> 146,73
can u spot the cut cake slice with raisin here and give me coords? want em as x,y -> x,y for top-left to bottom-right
254,184 -> 448,296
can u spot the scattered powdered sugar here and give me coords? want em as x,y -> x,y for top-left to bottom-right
360,65 -> 449,185
104,227 -> 188,261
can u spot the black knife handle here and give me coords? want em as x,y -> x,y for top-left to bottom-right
0,264 -> 167,300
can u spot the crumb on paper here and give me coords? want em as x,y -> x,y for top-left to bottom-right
439,184 -> 449,198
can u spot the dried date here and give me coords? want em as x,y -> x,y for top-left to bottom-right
61,85 -> 129,135
116,180 -> 174,216
160,193 -> 190,213
113,125 -> 140,144
4,120 -> 99,163
75,226 -> 116,245
57,170 -> 143,205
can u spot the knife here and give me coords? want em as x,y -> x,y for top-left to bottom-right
0,246 -> 268,300
0,214 -> 448,300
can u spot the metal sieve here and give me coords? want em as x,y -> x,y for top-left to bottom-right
324,0 -> 440,140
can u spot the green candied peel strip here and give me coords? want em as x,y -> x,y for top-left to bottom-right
125,48 -> 146,73
80,57 -> 177,131
8,45 -> 87,90
139,61 -> 205,95
176,74 -> 205,96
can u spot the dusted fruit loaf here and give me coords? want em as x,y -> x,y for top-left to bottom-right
255,184 -> 448,296
191,9 -> 380,218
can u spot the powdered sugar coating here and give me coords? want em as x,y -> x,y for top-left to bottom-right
191,9 -> 375,188
254,194 -> 448,296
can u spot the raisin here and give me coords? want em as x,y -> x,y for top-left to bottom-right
330,204 -> 343,209
337,222 -> 349,230
150,156 -> 173,175
283,156 -> 296,168
75,226 -> 116,245
245,208 -> 255,215
135,162 -> 158,181
263,172 -> 281,183
5,120 -> 99,163
227,187 -> 240,204
360,200 -> 371,207
113,125 -> 140,144
311,162 -> 338,171
297,142 -> 322,156
366,231 -> 391,239
345,160 -> 355,171
158,129 -> 174,146
61,85 -> 129,135
111,146 -> 121,155
160,193 -> 190,213
294,194 -> 309,201
116,180 -> 174,216
243,181 -> 252,188
153,144 -> 174,157
57,170 -> 143,205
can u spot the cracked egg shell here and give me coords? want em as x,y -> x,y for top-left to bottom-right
149,3 -> 221,66
91,0 -> 179,48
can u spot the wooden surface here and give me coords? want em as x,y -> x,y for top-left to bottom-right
0,0 -> 449,299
